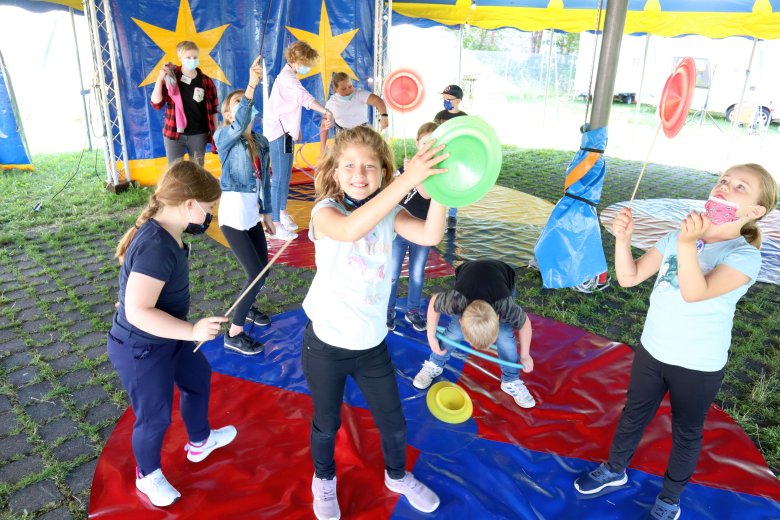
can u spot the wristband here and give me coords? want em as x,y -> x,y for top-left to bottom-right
380,113 -> 388,117
248,83 -> 259,88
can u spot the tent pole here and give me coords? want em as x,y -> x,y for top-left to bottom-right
589,0 -> 628,130
542,30 -> 554,129
730,37 -> 757,134
635,33 -> 650,118
69,8 -> 92,151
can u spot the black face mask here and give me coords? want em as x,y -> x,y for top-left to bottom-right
343,189 -> 381,210
184,211 -> 213,235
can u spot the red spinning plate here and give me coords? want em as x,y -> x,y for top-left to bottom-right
659,56 -> 697,138
383,69 -> 424,112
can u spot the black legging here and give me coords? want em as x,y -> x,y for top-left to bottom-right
221,223 -> 269,328
606,344 -> 724,502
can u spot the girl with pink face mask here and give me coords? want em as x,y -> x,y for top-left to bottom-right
573,164 -> 777,520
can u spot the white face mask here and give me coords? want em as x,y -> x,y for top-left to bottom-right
296,64 -> 311,75
182,58 -> 199,71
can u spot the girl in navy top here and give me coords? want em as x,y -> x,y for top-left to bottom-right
108,161 -> 234,507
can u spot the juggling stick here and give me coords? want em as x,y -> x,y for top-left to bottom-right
193,238 -> 293,352
629,57 -> 697,206
435,326 -> 525,370
628,123 -> 662,207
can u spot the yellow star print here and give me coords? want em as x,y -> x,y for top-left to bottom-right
133,0 -> 230,87
287,1 -> 359,97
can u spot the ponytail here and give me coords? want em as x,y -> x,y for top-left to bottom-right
740,221 -> 762,249
115,195 -> 162,263
725,163 -> 778,249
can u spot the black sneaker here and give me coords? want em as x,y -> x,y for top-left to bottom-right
404,310 -> 427,332
387,308 -> 396,331
245,307 -> 271,327
224,332 -> 264,355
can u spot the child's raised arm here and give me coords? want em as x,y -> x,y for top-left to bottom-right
395,200 -> 447,246
677,211 -> 751,302
613,208 -> 662,287
313,139 -> 448,242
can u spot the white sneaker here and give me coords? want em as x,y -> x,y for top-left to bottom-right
280,212 -> 299,231
312,474 -> 340,520
135,468 -> 180,507
384,471 -> 440,513
413,360 -> 444,389
184,425 -> 237,462
501,380 -> 536,408
269,224 -> 298,241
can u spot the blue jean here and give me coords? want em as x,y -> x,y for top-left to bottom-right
388,234 -> 431,312
269,135 -> 293,223
106,327 -> 211,476
430,317 -> 519,382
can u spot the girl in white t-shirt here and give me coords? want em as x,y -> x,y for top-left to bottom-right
302,126 -> 448,520
214,58 -> 275,356
319,72 -> 389,155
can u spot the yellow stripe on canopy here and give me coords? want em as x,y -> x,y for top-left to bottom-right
393,2 -> 780,40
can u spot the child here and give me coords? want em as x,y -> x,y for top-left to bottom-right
387,121 -> 439,332
573,164 -> 777,520
319,72 -> 389,154
150,41 -> 219,166
302,126 -> 448,519
433,84 -> 467,228
214,57 -> 274,356
263,41 -> 334,240
412,259 -> 536,408
108,161 -> 236,507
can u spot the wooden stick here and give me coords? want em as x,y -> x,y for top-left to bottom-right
193,238 -> 294,352
628,122 -> 662,207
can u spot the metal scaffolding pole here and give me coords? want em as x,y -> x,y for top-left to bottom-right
84,0 -> 130,186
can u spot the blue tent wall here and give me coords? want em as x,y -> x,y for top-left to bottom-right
0,50 -> 33,171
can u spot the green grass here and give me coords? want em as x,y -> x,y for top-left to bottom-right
0,146 -> 777,517
0,151 -> 150,244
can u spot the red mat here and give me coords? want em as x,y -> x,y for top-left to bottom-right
89,376 -> 419,519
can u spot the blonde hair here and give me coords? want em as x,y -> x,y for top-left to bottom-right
176,41 -> 199,55
314,126 -> 395,204
115,161 -> 221,263
725,163 -> 778,248
284,41 -> 319,66
461,300 -> 499,350
221,89 -> 258,164
416,122 -> 439,142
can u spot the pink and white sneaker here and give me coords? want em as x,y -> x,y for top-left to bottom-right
184,425 -> 237,463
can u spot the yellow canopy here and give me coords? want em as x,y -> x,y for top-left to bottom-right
392,0 -> 780,40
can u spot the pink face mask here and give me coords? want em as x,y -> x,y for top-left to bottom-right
704,197 -> 740,225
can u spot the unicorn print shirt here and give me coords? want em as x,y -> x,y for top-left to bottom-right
303,198 -> 402,350
641,230 -> 761,372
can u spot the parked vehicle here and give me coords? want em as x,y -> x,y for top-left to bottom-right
575,34 -> 780,127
